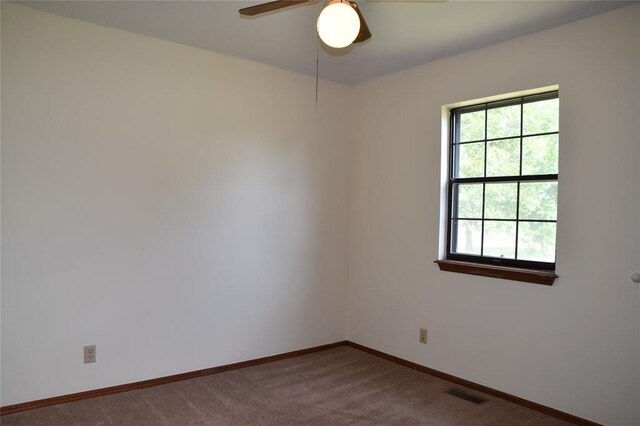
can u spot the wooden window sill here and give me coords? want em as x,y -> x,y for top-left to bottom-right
434,260 -> 558,286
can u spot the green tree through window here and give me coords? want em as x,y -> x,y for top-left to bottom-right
448,91 -> 558,270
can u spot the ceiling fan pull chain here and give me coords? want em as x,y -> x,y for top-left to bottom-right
316,35 -> 320,105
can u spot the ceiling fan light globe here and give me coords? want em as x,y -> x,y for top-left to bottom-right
317,2 -> 360,48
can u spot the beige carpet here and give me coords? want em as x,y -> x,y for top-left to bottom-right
2,346 -> 571,425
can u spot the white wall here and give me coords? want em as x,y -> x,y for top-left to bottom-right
1,3 -> 349,406
347,4 -> 640,425
2,2 -> 640,424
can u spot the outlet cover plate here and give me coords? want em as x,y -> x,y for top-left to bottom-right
84,345 -> 96,363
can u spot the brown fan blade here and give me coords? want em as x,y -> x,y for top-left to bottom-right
239,0 -> 311,16
351,2 -> 371,43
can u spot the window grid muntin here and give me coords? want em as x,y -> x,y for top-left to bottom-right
447,91 -> 558,270
480,100 -> 488,255
515,97 -> 524,259
457,130 -> 559,145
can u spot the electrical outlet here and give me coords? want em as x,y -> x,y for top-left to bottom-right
419,328 -> 428,344
84,345 -> 96,363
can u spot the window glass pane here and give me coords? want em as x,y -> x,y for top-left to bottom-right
483,221 -> 516,259
519,182 -> 557,220
456,142 -> 484,178
452,220 -> 482,255
518,222 -> 556,262
487,104 -> 520,139
459,110 -> 485,142
522,134 -> 558,175
484,183 -> 517,219
487,138 -> 520,177
523,98 -> 558,135
454,184 -> 483,219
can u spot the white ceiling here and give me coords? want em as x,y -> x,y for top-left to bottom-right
19,1 -> 633,85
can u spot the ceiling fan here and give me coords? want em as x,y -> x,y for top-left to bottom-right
239,0 -> 445,49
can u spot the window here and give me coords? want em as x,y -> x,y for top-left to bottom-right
438,91 -> 559,284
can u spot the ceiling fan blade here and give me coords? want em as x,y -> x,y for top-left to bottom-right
239,0 -> 311,16
352,2 -> 371,43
